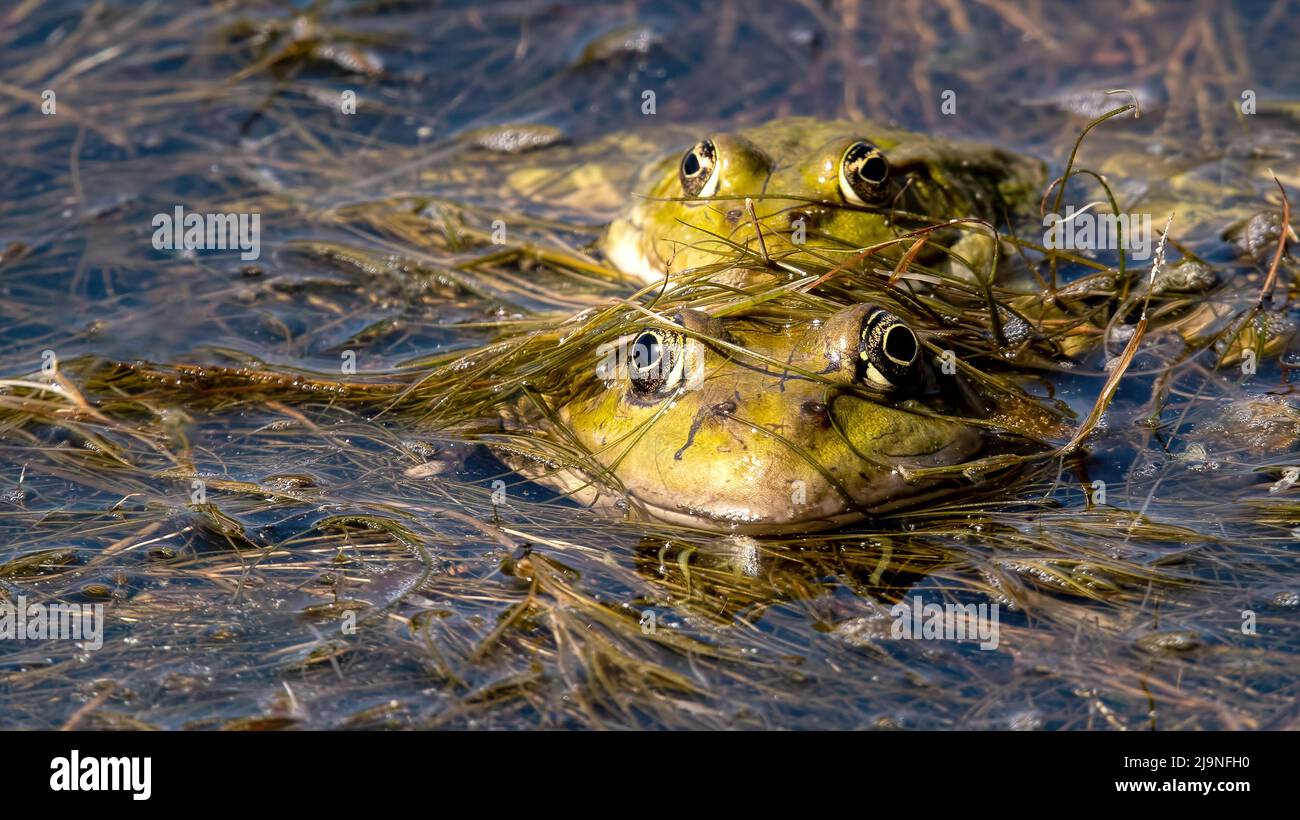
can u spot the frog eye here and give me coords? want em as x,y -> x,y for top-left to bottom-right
858,308 -> 919,389
679,139 -> 720,198
839,140 -> 890,206
629,329 -> 685,394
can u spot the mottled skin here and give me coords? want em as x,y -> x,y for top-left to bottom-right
599,117 -> 1044,282
510,305 -> 983,534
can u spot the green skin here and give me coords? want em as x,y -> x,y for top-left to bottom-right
598,117 -> 1044,282
525,305 -> 983,534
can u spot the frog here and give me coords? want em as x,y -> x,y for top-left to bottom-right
431,117 -> 1044,284
499,302 -> 1030,535
594,117 -> 1046,283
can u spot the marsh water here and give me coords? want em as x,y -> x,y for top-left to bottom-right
2,0 -> 1299,729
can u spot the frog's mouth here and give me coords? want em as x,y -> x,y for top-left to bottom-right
620,476 -> 973,536
495,428 -> 984,535
618,441 -> 985,536
628,497 -> 866,535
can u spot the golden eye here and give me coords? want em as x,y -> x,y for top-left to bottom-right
679,139 -> 720,198
839,140 -> 889,206
629,329 -> 685,393
858,308 -> 919,389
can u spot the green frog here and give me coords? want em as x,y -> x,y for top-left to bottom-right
457,117 -> 1043,283
595,117 -> 1044,282
416,113 -> 1045,283
503,303 -> 999,534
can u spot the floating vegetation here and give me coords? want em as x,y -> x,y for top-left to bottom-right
1,0 -> 1298,731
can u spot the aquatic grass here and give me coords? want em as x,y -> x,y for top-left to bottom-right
1043,96 -> 1142,287
3,0 -> 1300,730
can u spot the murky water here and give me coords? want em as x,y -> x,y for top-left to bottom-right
1,0 -> 1298,729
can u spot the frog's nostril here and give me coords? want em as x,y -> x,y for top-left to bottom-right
788,210 -> 812,227
800,400 -> 830,428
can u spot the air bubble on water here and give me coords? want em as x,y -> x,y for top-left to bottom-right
1000,315 -> 1029,345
